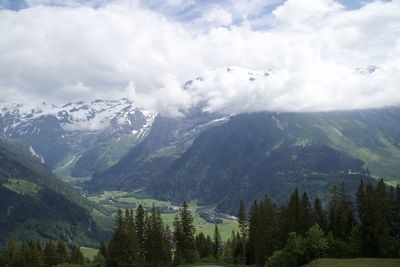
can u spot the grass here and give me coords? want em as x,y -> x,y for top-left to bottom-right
80,247 -> 99,261
306,258 -> 400,267
3,178 -> 40,195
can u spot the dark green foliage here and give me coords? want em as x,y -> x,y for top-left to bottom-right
265,225 -> 328,267
144,205 -> 171,267
106,209 -> 143,267
194,232 -> 213,259
98,242 -> 107,258
70,244 -> 84,265
213,224 -> 222,259
44,241 -> 58,267
248,196 -> 280,266
328,183 -> 355,241
0,138 -> 107,246
135,204 -> 146,258
313,197 -> 327,231
237,200 -> 248,240
357,179 -> 393,257
173,201 -> 196,265
57,241 -> 69,264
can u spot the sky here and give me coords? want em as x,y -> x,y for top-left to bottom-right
0,0 -> 399,116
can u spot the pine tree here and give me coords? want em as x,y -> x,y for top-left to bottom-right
126,209 -> 144,266
145,205 -> 171,267
44,241 -> 58,267
107,209 -> 129,267
246,200 -> 258,265
99,241 -> 107,258
174,201 -> 196,264
328,183 -> 354,241
233,232 -> 245,264
313,197 -> 326,231
56,240 -> 68,264
253,196 -> 280,266
213,224 -> 222,259
136,204 -> 146,258
70,244 -> 84,264
238,200 -> 248,240
195,232 -> 210,259
285,188 -> 302,235
300,192 -> 313,234
1,237 -> 17,267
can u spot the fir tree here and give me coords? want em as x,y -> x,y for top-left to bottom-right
136,204 -> 146,258
213,224 -> 222,259
313,197 -> 326,231
70,244 -> 84,265
173,201 -> 196,264
237,200 -> 248,240
44,241 -> 58,267
56,240 -> 68,264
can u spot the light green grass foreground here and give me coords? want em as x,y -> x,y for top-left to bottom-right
80,247 -> 99,261
306,258 -> 400,267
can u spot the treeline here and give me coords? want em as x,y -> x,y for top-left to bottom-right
234,179 -> 400,267
0,239 -> 85,267
1,179 -> 399,267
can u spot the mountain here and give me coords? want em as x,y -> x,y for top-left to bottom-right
0,137 -> 107,245
87,106 -> 229,191
0,99 -> 155,179
88,109 -> 400,212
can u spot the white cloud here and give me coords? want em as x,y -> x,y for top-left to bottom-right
0,0 -> 399,116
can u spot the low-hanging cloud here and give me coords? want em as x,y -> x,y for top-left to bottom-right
0,0 -> 399,116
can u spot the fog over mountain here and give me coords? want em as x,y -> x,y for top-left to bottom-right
0,0 -> 399,116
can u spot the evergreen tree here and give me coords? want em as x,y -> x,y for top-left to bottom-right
173,201 -> 196,264
357,179 -> 392,257
213,224 -> 222,259
313,197 -> 326,231
233,232 -> 245,265
136,204 -> 146,258
328,183 -> 354,241
99,241 -> 107,258
126,209 -> 144,266
195,232 -> 211,259
44,241 -> 58,267
300,192 -> 313,234
56,240 -> 68,264
253,196 -> 280,266
1,237 -> 17,267
107,208 -> 136,267
285,188 -> 302,235
70,244 -> 84,264
237,200 -> 248,240
144,205 -> 171,267
246,200 -> 258,265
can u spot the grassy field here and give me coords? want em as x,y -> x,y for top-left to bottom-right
88,191 -> 238,241
306,258 -> 400,267
3,178 -> 40,195
80,247 -> 99,260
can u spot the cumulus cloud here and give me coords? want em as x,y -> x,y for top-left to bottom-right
0,0 -> 399,116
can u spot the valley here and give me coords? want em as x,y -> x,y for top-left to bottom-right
87,190 -> 238,241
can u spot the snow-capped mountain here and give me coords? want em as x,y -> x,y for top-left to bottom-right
0,99 -> 156,175
0,98 -> 155,134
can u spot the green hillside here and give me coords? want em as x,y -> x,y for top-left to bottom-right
0,137 -> 108,246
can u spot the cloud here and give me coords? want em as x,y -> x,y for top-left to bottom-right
0,0 -> 399,116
